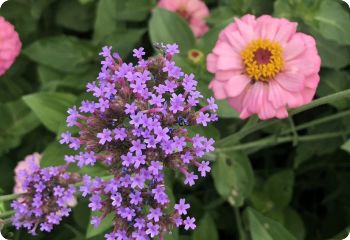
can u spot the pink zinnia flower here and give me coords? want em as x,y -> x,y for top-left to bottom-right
0,16 -> 21,76
207,15 -> 321,120
158,0 -> 209,37
14,153 -> 41,194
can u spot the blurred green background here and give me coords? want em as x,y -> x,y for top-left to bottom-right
0,0 -> 350,239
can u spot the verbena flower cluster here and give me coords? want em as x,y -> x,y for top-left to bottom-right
60,44 -> 218,239
11,163 -> 80,235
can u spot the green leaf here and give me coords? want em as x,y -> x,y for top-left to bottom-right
149,8 -> 195,52
216,100 -> 239,118
0,100 -> 39,156
341,139 -> 350,153
114,0 -> 153,22
41,141 -> 74,167
193,213 -> 219,240
247,208 -> 297,240
273,0 -> 294,19
93,0 -> 126,42
197,19 -> 232,55
316,33 -> 350,69
86,212 -> 114,238
23,92 -> 76,132
24,36 -> 96,73
263,170 -> 294,209
212,151 -> 254,206
284,208 -> 305,240
103,28 -> 147,58
55,0 -> 95,32
317,70 -> 350,109
206,7 -> 235,26
313,0 -> 350,46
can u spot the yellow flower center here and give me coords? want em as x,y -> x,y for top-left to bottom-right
241,39 -> 283,82
187,49 -> 204,64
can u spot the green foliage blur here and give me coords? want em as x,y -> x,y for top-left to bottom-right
0,0 -> 350,239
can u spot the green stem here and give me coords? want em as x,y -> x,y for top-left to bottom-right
0,210 -> 14,219
217,89 -> 350,147
217,131 -> 348,153
234,207 -> 246,240
288,116 -> 298,146
0,193 -> 24,202
284,109 -> 350,134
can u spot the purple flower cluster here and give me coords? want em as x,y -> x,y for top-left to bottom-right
11,162 -> 80,235
60,44 -> 217,239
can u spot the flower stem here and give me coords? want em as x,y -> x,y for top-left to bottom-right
234,207 -> 246,240
284,109 -> 350,134
217,131 -> 349,153
217,89 -> 350,147
0,193 -> 24,202
0,211 -> 14,219
287,116 -> 298,146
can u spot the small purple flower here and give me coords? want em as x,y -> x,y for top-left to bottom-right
89,195 -> 103,211
174,199 -> 190,215
97,129 -> 113,145
133,47 -> 145,59
165,43 -> 179,55
60,132 -> 72,144
130,191 -> 142,205
113,128 -> 127,141
196,112 -> 211,126
169,93 -> 185,113
91,216 -> 101,228
198,161 -> 211,177
146,222 -> 160,238
184,217 -> 196,230
147,207 -> 162,222
130,140 -> 146,156
184,172 -> 198,186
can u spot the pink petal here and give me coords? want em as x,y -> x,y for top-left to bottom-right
268,80 -> 287,109
206,53 -> 218,73
276,72 -> 305,92
274,19 -> 297,44
217,55 -> 243,70
225,75 -> 251,97
283,34 -> 305,61
234,17 -> 256,43
209,80 -> 228,99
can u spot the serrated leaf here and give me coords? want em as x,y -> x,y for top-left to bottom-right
23,92 -> 76,132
